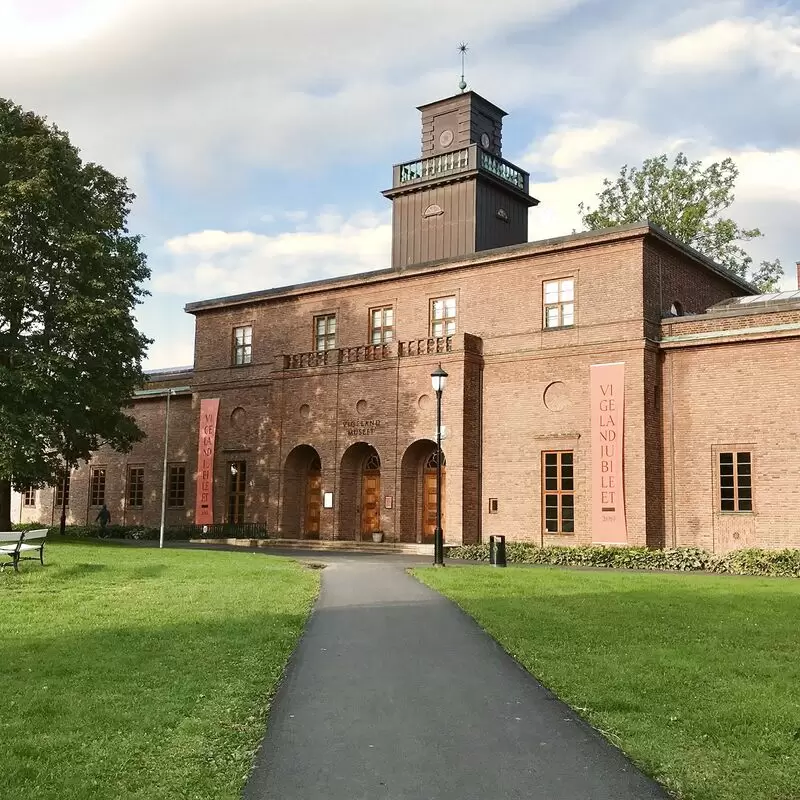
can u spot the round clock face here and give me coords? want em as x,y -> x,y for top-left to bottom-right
439,129 -> 454,148
480,132 -> 491,149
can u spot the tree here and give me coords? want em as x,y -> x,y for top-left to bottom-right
0,98 -> 151,531
578,152 -> 783,292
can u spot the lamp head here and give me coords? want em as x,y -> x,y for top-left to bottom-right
431,364 -> 448,394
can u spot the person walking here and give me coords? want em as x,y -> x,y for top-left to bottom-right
95,504 -> 111,537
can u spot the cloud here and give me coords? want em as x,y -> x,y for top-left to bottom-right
1,0 -> 586,191
155,208 -> 391,298
649,15 -> 800,77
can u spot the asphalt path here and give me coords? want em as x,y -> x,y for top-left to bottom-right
243,555 -> 669,800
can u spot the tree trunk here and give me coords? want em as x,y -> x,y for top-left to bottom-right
0,478 -> 12,531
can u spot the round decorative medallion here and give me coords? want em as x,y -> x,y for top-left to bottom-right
230,406 -> 246,428
543,381 -> 569,412
439,129 -> 454,148
418,394 -> 432,411
299,403 -> 311,420
356,399 -> 368,414
496,208 -> 509,221
480,132 -> 490,149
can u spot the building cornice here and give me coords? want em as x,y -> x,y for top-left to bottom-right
660,322 -> 800,347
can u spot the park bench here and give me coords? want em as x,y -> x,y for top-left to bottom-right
0,529 -> 48,572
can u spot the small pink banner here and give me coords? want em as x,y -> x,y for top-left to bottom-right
195,398 -> 220,526
590,363 -> 627,544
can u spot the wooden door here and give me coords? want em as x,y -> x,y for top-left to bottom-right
305,471 -> 322,539
422,469 -> 445,544
361,471 -> 381,538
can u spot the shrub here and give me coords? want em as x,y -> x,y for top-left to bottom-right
445,542 -> 799,577
14,524 -> 201,541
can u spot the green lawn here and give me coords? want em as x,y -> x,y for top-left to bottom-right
415,565 -> 800,800
0,541 -> 318,800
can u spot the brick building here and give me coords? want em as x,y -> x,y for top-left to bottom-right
17,89 -> 800,552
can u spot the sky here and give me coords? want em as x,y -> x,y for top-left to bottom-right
3,0 -> 800,369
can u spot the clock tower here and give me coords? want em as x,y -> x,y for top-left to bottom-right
382,90 -> 539,269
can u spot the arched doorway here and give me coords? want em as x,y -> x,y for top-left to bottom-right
400,440 -> 446,543
338,443 -> 381,541
282,445 -> 322,539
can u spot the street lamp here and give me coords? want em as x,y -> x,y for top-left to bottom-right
431,364 -> 448,567
158,389 -> 174,550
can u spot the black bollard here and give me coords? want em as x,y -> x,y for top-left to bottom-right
493,534 -> 507,568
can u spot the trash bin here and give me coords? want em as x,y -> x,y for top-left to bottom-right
489,535 -> 507,568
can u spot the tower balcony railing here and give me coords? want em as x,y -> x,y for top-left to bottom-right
280,336 -> 454,370
392,143 -> 528,194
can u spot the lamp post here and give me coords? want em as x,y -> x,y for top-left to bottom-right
431,364 -> 448,567
158,389 -> 174,550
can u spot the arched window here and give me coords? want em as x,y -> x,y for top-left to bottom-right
425,450 -> 446,469
365,453 -> 381,471
309,454 -> 321,472
670,301 -> 684,317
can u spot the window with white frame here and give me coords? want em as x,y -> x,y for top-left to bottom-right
370,306 -> 394,344
232,325 -> 253,365
315,314 -> 337,352
430,296 -> 456,338
543,278 -> 575,329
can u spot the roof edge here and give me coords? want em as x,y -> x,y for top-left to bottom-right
183,221 -> 755,314
416,90 -> 507,118
643,221 -> 757,295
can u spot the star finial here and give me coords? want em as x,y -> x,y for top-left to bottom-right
458,42 -> 468,92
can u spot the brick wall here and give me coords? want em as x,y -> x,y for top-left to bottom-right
662,336 -> 800,551
643,239 -> 750,340
22,224 -> 788,551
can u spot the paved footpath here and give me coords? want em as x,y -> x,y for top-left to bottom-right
243,555 -> 669,800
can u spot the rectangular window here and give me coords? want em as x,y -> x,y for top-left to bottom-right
543,278 -> 575,329
127,466 -> 144,508
370,306 -> 394,345
430,296 -> 456,338
90,468 -> 106,507
55,473 -> 71,508
315,314 -> 337,352
719,451 -> 753,512
543,451 -> 575,533
227,461 -> 247,523
168,464 -> 186,508
232,325 -> 253,366
23,487 -> 36,507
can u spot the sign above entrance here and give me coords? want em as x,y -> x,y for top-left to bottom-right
590,363 -> 626,544
342,418 -> 382,438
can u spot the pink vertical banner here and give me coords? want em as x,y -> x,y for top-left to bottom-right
590,363 -> 627,544
195,398 -> 220,526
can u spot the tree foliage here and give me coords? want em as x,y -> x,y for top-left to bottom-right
578,152 -> 783,292
0,98 -> 151,529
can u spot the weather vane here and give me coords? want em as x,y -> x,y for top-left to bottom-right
458,42 -> 468,92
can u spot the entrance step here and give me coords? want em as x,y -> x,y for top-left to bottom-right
190,537 -> 437,556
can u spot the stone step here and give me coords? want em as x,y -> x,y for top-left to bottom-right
191,537 -> 437,556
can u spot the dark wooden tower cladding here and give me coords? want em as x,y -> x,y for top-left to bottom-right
383,90 -> 539,269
